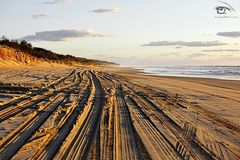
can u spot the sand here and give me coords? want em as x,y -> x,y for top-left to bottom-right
0,64 -> 239,160
115,69 -> 240,125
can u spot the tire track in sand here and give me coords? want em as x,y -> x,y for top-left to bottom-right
113,81 -> 140,160
0,93 -> 67,160
55,71 -> 104,160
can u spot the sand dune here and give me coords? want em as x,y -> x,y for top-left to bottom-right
0,45 -> 116,67
0,46 -> 43,65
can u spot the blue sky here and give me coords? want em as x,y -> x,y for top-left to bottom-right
1,0 -> 240,66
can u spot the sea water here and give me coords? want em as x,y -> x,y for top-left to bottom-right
140,66 -> 240,80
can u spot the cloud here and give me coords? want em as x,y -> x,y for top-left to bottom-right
141,41 -> 227,47
202,49 -> 240,52
94,54 -> 137,60
190,53 -> 207,57
94,54 -> 122,60
217,31 -> 240,38
176,46 -> 182,49
20,29 -> 107,41
92,7 -> 120,13
150,53 -> 180,58
32,13 -> 49,19
42,0 -> 71,4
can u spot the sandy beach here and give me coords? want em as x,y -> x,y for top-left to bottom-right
114,68 -> 240,125
2,0 -> 240,159
0,64 -> 239,159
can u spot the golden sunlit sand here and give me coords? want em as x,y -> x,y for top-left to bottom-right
0,61 -> 239,159
0,38 -> 240,159
1,0 -> 240,159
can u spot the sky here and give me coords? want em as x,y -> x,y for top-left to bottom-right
0,0 -> 240,66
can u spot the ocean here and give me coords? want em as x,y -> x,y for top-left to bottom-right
140,66 -> 240,80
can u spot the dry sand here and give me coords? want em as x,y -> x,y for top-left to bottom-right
113,68 -> 240,125
0,64 -> 239,160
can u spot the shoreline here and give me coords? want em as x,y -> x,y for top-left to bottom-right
124,66 -> 240,81
109,66 -> 240,126
143,74 -> 240,91
1,64 -> 240,125
142,73 -> 240,81
0,65 -> 239,159
123,66 -> 240,82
